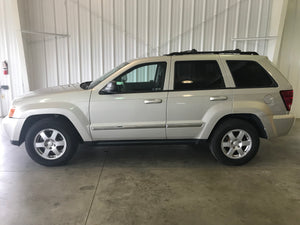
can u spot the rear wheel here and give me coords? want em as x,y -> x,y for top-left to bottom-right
209,119 -> 259,166
25,118 -> 78,166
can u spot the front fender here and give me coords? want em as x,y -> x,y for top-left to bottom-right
17,103 -> 92,142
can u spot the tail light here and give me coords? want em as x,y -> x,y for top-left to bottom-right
280,90 -> 293,111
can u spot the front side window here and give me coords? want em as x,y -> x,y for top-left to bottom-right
226,60 -> 278,88
112,62 -> 166,93
174,61 -> 225,90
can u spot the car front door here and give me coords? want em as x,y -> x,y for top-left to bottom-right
89,58 -> 170,141
166,55 -> 234,140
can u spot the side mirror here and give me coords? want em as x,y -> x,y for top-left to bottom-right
99,81 -> 118,94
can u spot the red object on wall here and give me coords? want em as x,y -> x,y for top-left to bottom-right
2,61 -> 8,75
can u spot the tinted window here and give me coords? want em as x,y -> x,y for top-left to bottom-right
174,61 -> 225,90
227,60 -> 277,88
112,62 -> 166,93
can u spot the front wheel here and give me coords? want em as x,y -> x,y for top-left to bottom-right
25,118 -> 78,166
209,119 -> 260,166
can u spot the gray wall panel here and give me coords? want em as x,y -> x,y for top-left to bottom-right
278,0 -> 300,117
0,0 -> 29,115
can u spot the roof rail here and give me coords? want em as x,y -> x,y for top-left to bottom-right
165,49 -> 259,56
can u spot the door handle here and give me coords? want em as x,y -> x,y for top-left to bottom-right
144,99 -> 163,104
209,96 -> 228,101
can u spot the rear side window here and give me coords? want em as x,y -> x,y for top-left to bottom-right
174,61 -> 225,90
227,60 -> 277,88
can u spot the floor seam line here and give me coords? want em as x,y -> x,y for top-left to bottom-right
84,151 -> 108,225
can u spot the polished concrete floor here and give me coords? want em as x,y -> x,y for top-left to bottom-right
0,120 -> 299,225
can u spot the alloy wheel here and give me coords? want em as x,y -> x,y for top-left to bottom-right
33,129 -> 67,160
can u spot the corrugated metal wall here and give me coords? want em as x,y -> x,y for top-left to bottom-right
278,0 -> 300,118
18,0 -> 277,91
0,0 -> 29,116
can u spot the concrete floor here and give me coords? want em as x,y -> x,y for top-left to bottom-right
0,120 -> 299,225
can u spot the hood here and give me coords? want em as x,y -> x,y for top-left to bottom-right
24,83 -> 81,96
13,83 -> 85,105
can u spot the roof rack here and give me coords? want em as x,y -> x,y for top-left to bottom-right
165,49 -> 259,56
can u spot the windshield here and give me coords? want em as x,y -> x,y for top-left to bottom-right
88,62 -> 129,89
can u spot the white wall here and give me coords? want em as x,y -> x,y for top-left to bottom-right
278,0 -> 300,118
18,0 -> 282,91
0,0 -> 29,116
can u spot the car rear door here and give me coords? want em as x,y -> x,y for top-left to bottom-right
166,55 -> 234,140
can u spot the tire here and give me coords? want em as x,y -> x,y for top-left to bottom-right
209,119 -> 259,166
25,118 -> 79,166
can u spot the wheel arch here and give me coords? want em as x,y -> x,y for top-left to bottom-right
208,113 -> 268,140
19,114 -> 84,145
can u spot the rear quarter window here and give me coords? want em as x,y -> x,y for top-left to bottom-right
226,60 -> 278,88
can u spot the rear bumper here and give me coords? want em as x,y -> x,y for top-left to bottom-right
2,116 -> 25,146
272,114 -> 295,136
264,114 -> 295,138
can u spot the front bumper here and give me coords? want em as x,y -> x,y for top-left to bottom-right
2,116 -> 26,146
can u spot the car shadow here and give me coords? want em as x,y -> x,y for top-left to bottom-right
69,137 -> 300,169
69,142 -> 223,169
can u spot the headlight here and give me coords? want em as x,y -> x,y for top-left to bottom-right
8,106 -> 16,118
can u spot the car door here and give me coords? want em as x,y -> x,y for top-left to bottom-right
89,58 -> 170,141
166,55 -> 234,140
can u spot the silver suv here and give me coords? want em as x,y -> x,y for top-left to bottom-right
2,49 -> 295,166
